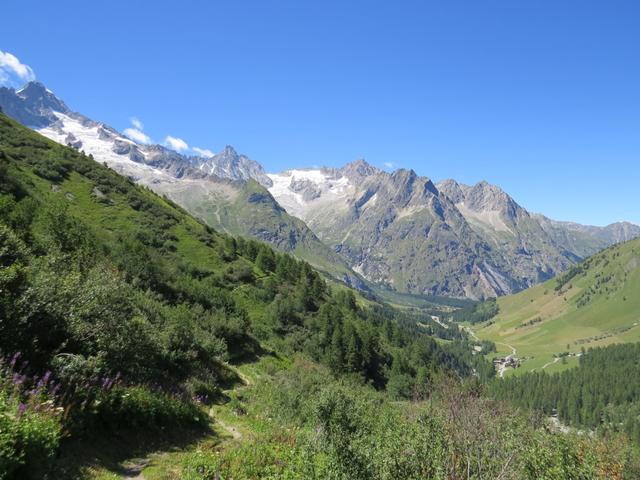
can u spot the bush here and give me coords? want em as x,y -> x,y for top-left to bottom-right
92,386 -> 205,431
179,435 -> 307,480
0,383 -> 61,480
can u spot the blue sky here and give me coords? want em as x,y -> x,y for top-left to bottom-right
2,0 -> 639,226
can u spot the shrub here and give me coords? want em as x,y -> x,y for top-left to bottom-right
92,386 -> 205,431
0,366 -> 62,480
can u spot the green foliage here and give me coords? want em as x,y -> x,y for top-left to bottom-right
0,394 -> 61,480
0,364 -> 62,480
205,360 -> 630,480
554,264 -> 585,291
308,384 -> 450,479
91,386 -> 205,431
255,245 -> 276,273
451,298 -> 499,324
492,343 -> 640,443
523,432 -> 598,479
178,438 -> 306,479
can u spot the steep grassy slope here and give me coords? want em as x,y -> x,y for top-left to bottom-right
154,176 -> 369,290
474,237 -> 640,374
0,82 -> 369,294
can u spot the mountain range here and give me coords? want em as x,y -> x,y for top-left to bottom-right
1,81 -> 638,299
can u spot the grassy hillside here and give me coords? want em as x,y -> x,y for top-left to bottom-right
163,175 -> 368,290
473,237 -> 640,374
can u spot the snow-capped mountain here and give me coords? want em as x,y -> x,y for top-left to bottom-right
0,82 -> 270,186
197,145 -> 273,187
265,162 -> 640,298
0,81 -> 365,289
2,81 -> 638,299
266,162 -> 519,298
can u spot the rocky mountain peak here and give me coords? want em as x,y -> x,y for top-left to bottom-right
465,181 -> 520,218
598,222 -> 640,243
436,179 -> 468,203
17,81 -> 47,95
16,81 -> 69,113
0,81 -> 68,128
194,145 -> 273,187
341,158 -> 379,180
221,144 -> 238,157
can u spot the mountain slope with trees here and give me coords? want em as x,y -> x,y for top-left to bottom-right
492,342 -> 640,443
0,82 -> 367,291
473,235 -> 640,373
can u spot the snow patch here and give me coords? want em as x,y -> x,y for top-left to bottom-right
266,169 -> 352,220
37,112 -> 173,183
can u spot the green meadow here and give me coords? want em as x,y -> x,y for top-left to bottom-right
474,238 -> 640,375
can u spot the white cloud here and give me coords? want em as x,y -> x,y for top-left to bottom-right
0,50 -> 36,88
193,147 -> 214,158
383,162 -> 394,169
130,117 -> 143,130
164,135 -> 189,152
124,128 -> 152,144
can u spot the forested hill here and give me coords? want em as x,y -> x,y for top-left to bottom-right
492,342 -> 640,443
0,112 -> 494,477
475,234 -> 640,372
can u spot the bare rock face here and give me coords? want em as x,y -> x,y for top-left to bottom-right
290,178 -> 322,201
267,162 -> 517,299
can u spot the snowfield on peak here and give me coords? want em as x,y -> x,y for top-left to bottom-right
37,112 -> 177,184
266,169 -> 352,220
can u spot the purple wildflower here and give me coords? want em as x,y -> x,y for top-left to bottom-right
12,373 -> 25,386
9,352 -> 21,369
17,403 -> 27,416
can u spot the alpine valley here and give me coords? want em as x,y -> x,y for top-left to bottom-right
1,81 -> 638,300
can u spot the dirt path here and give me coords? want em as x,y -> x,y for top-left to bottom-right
214,365 -> 252,440
495,342 -> 517,378
541,357 -> 560,370
496,342 -> 517,356
118,365 -> 252,479
216,418 -> 242,440
121,458 -> 149,479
